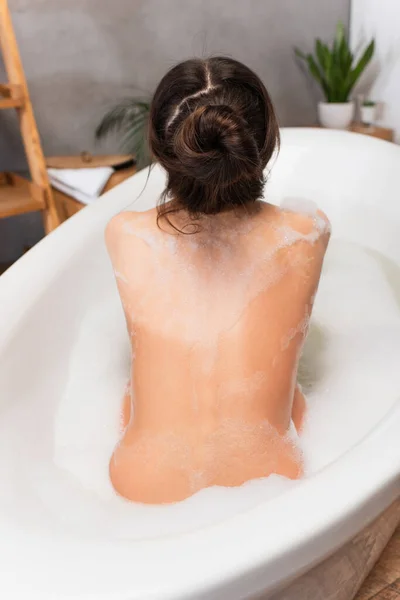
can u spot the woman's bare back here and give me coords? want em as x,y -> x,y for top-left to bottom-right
106,201 -> 330,503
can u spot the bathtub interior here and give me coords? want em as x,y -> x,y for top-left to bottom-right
0,129 -> 400,599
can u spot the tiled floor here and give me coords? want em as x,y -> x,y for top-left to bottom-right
355,528 -> 400,600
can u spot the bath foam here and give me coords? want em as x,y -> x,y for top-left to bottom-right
280,197 -> 330,234
22,238 -> 399,541
280,197 -> 318,217
114,270 -> 129,284
115,205 -> 327,360
112,416 -> 300,498
281,308 -> 310,351
276,224 -> 321,246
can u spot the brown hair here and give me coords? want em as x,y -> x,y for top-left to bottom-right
149,57 -> 279,227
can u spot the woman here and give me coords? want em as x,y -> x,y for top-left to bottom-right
106,57 -> 330,504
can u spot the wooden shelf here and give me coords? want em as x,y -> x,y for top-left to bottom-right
0,173 -> 45,218
309,123 -> 394,142
46,153 -> 134,169
348,123 -> 394,142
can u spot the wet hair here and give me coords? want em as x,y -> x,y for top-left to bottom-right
149,57 -> 279,228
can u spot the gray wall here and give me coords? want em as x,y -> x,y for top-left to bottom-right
0,0 -> 350,261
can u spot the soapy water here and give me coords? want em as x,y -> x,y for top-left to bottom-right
32,238 -> 400,541
1,235 -> 400,542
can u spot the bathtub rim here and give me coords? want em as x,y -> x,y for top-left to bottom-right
0,394 -> 397,600
0,128 -> 399,599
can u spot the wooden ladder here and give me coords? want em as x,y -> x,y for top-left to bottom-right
0,0 -> 60,233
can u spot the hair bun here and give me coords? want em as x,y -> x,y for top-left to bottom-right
173,105 -> 261,187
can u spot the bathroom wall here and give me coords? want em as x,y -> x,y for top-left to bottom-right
350,0 -> 400,144
0,0 -> 350,262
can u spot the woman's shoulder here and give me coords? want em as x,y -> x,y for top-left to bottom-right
264,200 -> 331,248
277,199 -> 330,234
105,208 -> 158,247
257,200 -> 331,266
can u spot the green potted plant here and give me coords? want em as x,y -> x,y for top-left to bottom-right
360,100 -> 377,126
96,97 -> 151,169
295,22 -> 375,129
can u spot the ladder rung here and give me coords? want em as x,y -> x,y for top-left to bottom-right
0,83 -> 22,98
0,83 -> 24,108
0,96 -> 23,109
0,173 -> 46,218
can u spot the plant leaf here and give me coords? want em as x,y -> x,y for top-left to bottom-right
96,99 -> 150,140
339,35 -> 352,77
95,98 -> 151,167
119,118 -> 148,149
119,117 -> 150,168
330,61 -> 341,101
315,39 -> 328,72
306,54 -> 329,98
320,42 -> 333,91
345,39 -> 375,95
335,21 -> 345,48
294,22 -> 374,104
294,47 -> 307,60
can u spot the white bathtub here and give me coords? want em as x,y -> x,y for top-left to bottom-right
0,129 -> 399,600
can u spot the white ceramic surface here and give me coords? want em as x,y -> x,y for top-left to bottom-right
0,129 -> 399,600
360,105 -> 377,125
270,499 -> 400,600
318,102 -> 355,129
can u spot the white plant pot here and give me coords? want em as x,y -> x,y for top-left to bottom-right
360,105 -> 377,125
318,102 -> 355,129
